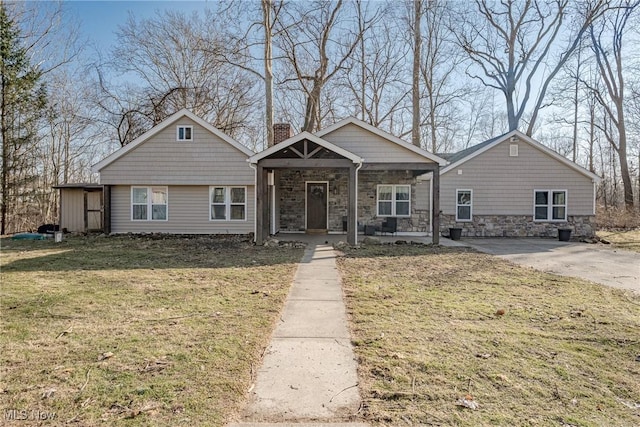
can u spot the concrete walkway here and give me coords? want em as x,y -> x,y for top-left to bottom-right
228,244 -> 364,426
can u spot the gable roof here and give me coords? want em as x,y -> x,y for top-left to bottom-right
248,131 -> 363,164
315,117 -> 448,166
92,109 -> 254,173
440,130 -> 601,182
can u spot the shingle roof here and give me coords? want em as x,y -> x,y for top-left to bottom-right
441,133 -> 506,164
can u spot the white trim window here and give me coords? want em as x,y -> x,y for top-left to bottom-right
176,125 -> 193,141
210,186 -> 246,221
131,186 -> 168,221
456,189 -> 472,221
377,184 -> 411,217
534,190 -> 567,221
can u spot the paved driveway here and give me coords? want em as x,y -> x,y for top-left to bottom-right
464,238 -> 640,294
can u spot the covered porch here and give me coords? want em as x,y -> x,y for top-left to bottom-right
249,132 -> 441,246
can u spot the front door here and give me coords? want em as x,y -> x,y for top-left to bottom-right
306,182 -> 327,231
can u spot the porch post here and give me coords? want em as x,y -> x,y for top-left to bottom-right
432,165 -> 440,245
256,164 -> 269,245
103,185 -> 111,234
347,165 -> 357,245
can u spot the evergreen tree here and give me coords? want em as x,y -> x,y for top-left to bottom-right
1,4 -> 47,234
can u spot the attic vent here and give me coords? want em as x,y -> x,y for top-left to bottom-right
509,144 -> 518,157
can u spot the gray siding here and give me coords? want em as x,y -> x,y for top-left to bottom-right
414,180 -> 431,211
321,123 -> 431,163
60,188 -> 84,232
110,185 -> 255,234
440,138 -> 595,216
100,117 -> 254,185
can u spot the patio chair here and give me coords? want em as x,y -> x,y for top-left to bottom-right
381,217 -> 397,236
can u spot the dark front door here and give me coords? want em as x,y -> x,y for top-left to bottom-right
306,182 -> 327,230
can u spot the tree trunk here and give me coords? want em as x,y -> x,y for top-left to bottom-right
262,0 -> 274,147
411,0 -> 421,147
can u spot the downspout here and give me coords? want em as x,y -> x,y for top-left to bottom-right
592,180 -> 597,216
354,161 -> 363,245
248,161 -> 257,243
430,174 -> 434,236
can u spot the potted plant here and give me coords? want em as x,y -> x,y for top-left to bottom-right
558,228 -> 572,242
449,226 -> 463,241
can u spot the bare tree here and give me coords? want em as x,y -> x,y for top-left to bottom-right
340,2 -> 407,128
1,1 -> 79,234
107,9 -> 260,143
452,0 -> 610,135
276,0 -> 365,132
587,1 -> 638,210
411,0 -> 422,146
419,0 -> 467,153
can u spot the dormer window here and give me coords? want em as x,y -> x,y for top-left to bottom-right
177,125 -> 193,141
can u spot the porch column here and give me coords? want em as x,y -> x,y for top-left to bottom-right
103,185 -> 111,234
347,165 -> 357,245
432,165 -> 440,245
256,164 -> 269,245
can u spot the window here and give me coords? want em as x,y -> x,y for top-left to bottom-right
534,190 -> 567,221
377,185 -> 411,217
456,189 -> 472,221
131,187 -> 167,221
177,125 -> 193,141
210,186 -> 246,221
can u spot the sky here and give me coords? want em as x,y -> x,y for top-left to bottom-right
64,1 -> 215,53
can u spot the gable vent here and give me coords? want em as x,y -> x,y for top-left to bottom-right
509,144 -> 519,157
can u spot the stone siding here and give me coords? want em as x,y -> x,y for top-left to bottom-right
440,214 -> 595,238
277,169 -> 429,232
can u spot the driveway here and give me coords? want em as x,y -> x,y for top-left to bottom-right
464,238 -> 640,294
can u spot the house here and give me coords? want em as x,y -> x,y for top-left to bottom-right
91,109 -> 256,235
419,130 -> 600,238
60,111 -> 597,242
87,109 -> 446,245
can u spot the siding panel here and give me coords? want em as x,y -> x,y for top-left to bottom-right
60,189 -> 85,232
440,139 -> 595,216
321,123 -> 431,163
100,117 -> 254,185
111,185 -> 255,234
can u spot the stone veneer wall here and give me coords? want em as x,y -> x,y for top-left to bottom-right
278,169 -> 429,232
440,214 -> 595,238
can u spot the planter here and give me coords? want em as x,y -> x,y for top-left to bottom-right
449,227 -> 462,241
364,225 -> 377,236
558,228 -> 572,242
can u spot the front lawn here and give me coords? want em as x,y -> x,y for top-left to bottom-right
337,245 -> 640,426
597,229 -> 640,253
0,235 -> 303,426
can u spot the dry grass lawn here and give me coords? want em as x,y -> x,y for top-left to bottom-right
597,229 -> 640,253
337,245 -> 640,427
0,235 -> 303,426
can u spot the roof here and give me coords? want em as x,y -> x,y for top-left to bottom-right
248,131 -> 363,164
52,183 -> 103,189
439,130 -> 601,182
91,109 -> 254,173
439,134 -> 504,164
315,117 -> 448,166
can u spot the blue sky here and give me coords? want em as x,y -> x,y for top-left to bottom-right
65,1 -> 214,51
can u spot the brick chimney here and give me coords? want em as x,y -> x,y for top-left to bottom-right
273,123 -> 293,144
